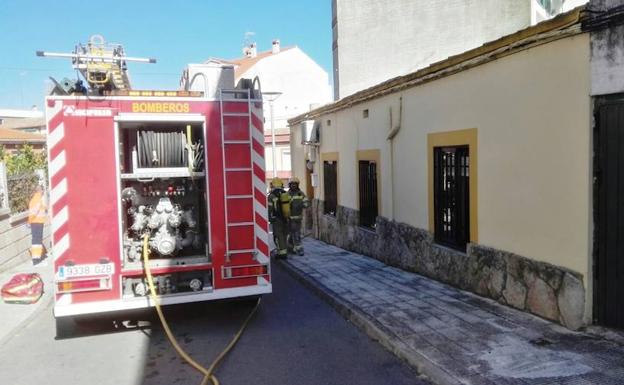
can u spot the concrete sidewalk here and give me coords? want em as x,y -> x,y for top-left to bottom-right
0,258 -> 53,345
282,238 -> 624,385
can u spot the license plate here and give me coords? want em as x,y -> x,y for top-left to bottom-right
57,263 -> 115,279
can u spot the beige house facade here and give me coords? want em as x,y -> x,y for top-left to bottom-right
289,5 -> 624,330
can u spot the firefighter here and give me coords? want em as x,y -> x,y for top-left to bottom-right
28,184 -> 47,265
267,177 -> 290,259
287,177 -> 309,256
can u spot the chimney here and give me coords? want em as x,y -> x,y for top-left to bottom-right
272,39 -> 280,54
243,42 -> 257,58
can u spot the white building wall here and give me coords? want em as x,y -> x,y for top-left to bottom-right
590,0 -> 624,95
265,143 -> 291,175
531,0 -> 588,25
240,47 -> 331,182
333,0 -> 532,99
563,0 -> 589,10
240,48 -> 332,131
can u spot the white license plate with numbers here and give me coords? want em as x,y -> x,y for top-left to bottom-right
57,263 -> 115,279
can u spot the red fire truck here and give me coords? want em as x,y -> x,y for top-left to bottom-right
41,37 -> 271,323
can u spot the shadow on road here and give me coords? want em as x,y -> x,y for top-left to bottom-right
49,263 -> 427,385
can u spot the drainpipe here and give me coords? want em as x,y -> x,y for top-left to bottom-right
313,145 -> 321,239
386,96 -> 402,221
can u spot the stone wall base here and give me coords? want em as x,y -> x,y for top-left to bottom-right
306,200 -> 586,330
0,210 -> 51,272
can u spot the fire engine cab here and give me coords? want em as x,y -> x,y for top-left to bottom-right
40,36 -> 271,322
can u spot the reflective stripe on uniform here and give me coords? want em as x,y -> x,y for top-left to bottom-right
30,245 -> 44,258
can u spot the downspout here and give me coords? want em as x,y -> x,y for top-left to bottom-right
386,96 -> 402,221
314,145 -> 321,239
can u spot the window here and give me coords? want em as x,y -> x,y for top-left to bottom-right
362,109 -> 369,118
281,150 -> 291,171
433,146 -> 470,251
323,160 -> 338,215
358,160 -> 378,228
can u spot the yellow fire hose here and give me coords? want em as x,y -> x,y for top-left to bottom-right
142,235 -> 261,385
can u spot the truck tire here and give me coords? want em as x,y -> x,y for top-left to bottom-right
54,317 -> 75,339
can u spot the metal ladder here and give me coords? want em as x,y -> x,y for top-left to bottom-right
219,88 -> 258,262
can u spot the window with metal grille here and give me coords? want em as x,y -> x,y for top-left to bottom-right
434,146 -> 469,251
323,160 -> 337,215
358,160 -> 378,228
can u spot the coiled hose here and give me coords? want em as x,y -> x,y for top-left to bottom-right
142,235 -> 261,385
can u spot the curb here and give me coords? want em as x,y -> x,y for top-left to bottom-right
278,259 -> 464,385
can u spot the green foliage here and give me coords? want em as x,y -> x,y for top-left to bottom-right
1,144 -> 48,214
3,144 -> 47,175
7,173 -> 39,214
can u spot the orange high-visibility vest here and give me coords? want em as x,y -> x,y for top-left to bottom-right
28,192 -> 47,224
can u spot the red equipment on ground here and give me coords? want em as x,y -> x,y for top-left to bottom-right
1,273 -> 44,304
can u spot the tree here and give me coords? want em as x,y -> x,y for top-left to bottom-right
5,144 -> 47,175
2,144 -> 48,213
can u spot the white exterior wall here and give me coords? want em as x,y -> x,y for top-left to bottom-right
240,48 -> 332,132
590,0 -> 624,95
241,47 -> 331,182
333,0 -> 532,98
563,0 -> 589,10
531,0 -> 588,25
305,35 -> 591,280
265,143 -> 291,175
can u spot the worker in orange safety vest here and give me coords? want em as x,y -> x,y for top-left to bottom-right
28,184 -> 47,265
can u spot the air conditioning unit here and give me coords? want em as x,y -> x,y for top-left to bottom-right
301,120 -> 320,145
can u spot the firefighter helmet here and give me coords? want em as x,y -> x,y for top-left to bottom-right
271,177 -> 283,188
289,177 -> 300,185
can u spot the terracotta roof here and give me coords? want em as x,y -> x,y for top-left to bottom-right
289,6 -> 587,125
0,127 -> 45,143
0,117 -> 45,131
208,46 -> 295,79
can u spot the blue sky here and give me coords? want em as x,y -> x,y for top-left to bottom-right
0,0 -> 332,109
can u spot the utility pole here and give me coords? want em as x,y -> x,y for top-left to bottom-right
262,92 -> 282,179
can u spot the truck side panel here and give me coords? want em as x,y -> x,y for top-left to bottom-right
48,99 -> 122,303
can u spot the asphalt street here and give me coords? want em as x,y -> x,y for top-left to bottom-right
0,262 -> 430,385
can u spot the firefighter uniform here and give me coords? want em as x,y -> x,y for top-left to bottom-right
267,177 -> 290,259
28,186 -> 47,263
288,177 -> 309,256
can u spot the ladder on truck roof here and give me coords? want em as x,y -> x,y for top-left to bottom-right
220,88 -> 261,263
37,35 -> 156,94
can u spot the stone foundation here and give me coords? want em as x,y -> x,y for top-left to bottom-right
0,209 -> 51,272
309,199 -> 586,330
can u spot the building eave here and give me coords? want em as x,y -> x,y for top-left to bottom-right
288,6 -> 588,126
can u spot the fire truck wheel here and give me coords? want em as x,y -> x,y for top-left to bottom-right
54,317 -> 75,339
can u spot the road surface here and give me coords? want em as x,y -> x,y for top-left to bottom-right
0,262 -> 430,385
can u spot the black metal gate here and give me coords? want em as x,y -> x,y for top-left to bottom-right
358,160 -> 378,228
434,146 -> 469,251
594,96 -> 624,329
323,160 -> 338,216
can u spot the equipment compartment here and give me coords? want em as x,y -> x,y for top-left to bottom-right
116,121 -> 210,275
